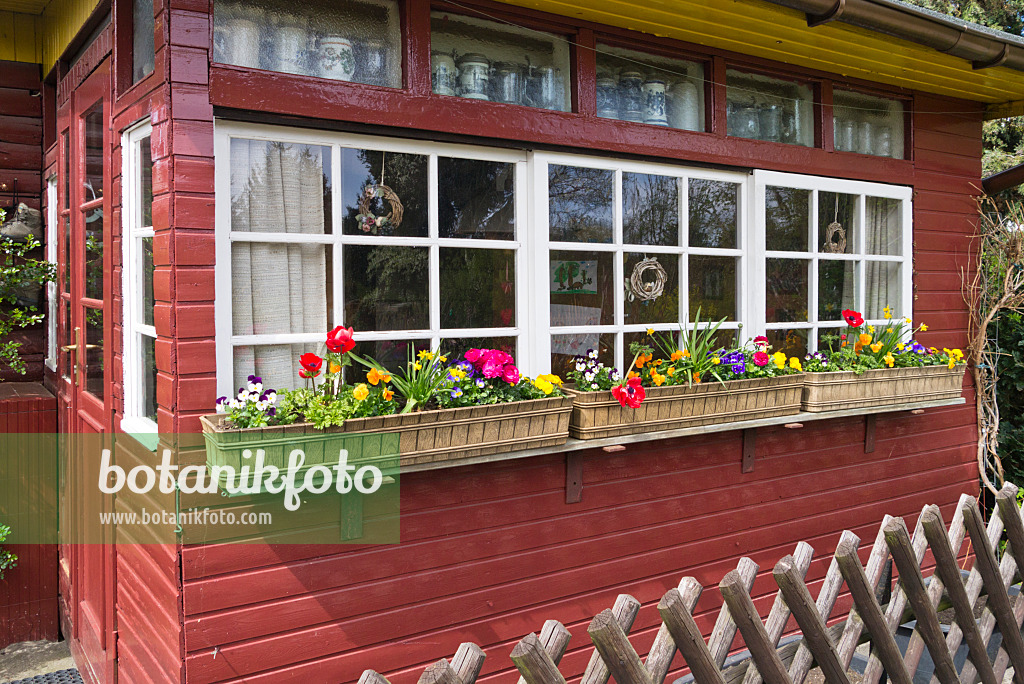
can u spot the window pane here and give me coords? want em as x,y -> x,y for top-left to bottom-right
623,172 -> 678,246
140,137 -> 153,227
342,148 -> 426,237
133,0 -> 155,82
550,250 -> 614,327
142,236 -> 154,326
624,253 -> 678,324
232,243 -> 331,335
726,70 -> 813,146
865,262 -> 901,319
350,339 -> 430,375
213,0 -> 402,86
689,179 -> 738,249
549,165 -> 613,243
818,192 -> 855,254
766,258 -> 808,323
230,139 -> 332,234
439,248 -> 516,329
766,186 -> 809,252
60,298 -> 72,381
596,43 -> 704,130
142,334 -> 157,421
441,337 -> 516,361
767,328 -> 808,358
431,12 -> 570,111
84,307 -> 104,399
438,158 -> 514,240
84,103 -> 104,202
834,90 -> 904,158
818,260 -> 855,322
551,333 -> 615,380
61,130 -> 69,210
816,327 -> 845,354
865,197 -> 902,255
344,245 -> 428,331
689,255 -> 737,321
62,215 -> 70,293
234,343 -> 325,393
85,221 -> 103,300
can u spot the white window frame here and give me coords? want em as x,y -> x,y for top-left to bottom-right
121,119 -> 158,440
45,176 -> 58,371
214,121 -> 530,398
752,170 -> 913,353
531,151 -> 749,375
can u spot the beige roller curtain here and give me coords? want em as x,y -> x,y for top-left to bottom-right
865,197 -> 900,318
230,139 -> 328,391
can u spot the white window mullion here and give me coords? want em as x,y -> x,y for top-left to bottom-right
613,168 -> 624,373
809,188 -> 819,350
530,156 -> 551,378
332,144 -> 344,328
428,153 -> 441,346
679,176 -> 689,331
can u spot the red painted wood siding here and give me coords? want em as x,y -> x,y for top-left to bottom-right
0,383 -> 59,648
0,60 -> 45,383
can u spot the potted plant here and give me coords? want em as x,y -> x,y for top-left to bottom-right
1,206 -> 55,375
564,315 -> 805,440
200,329 -> 573,478
800,308 -> 966,412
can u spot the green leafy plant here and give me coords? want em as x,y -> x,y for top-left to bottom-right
353,345 -> 448,414
0,523 -> 17,580
1,208 -> 56,375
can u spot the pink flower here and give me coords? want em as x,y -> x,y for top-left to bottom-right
502,364 -> 520,384
464,349 -> 485,364
753,335 -> 769,352
480,356 -> 504,378
753,351 -> 770,367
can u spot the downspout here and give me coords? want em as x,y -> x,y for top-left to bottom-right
982,163 -> 1024,195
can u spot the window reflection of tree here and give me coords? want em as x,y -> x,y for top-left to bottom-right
439,158 -> 514,240
623,173 -> 678,246
548,165 -> 613,243
440,249 -> 515,329
765,186 -> 809,252
689,179 -> 737,249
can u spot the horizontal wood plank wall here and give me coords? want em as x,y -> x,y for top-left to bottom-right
0,59 -> 45,383
0,383 -> 58,648
166,20 -> 981,683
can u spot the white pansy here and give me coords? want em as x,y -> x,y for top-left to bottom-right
575,362 -> 586,372
588,349 -> 598,360
590,383 -> 599,390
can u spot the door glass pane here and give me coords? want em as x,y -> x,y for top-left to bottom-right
344,245 -> 428,331
549,250 -> 613,327
551,332 -> 615,381
61,215 -> 70,293
438,158 -> 515,240
61,130 -> 70,210
622,173 -> 678,246
818,192 -> 855,254
231,243 -> 330,334
818,260 -> 855,322
865,197 -> 902,255
84,219 -> 103,300
142,237 -> 155,326
439,248 -> 515,328
341,148 -> 426,237
548,165 -> 613,243
133,0 -> 156,82
84,307 -> 104,399
84,103 -> 104,203
623,252 -> 678,324
60,298 -> 71,380
766,258 -> 808,323
766,186 -> 809,252
689,179 -> 738,249
231,139 -> 332,235
142,334 -> 157,421
689,255 -> 737,321
140,137 -> 153,226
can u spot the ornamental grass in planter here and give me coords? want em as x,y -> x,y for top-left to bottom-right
565,318 -> 805,440
800,308 -> 967,413
202,329 -> 572,475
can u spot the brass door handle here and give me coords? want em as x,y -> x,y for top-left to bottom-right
61,344 -> 99,352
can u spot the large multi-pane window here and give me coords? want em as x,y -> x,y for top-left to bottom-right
214,124 -> 912,394
122,121 -> 158,435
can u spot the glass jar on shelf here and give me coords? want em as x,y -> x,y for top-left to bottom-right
758,101 -> 782,142
874,125 -> 893,157
857,120 -> 874,155
431,50 -> 457,96
643,78 -> 668,126
492,62 -> 525,105
668,79 -> 700,131
835,119 -> 856,152
528,66 -> 564,111
457,53 -> 491,100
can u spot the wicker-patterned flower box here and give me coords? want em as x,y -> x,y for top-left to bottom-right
566,375 -> 804,440
801,365 -> 965,412
201,394 -> 574,474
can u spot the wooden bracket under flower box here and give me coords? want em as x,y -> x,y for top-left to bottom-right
565,375 -> 804,440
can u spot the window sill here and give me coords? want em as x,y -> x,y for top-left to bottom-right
120,416 -> 159,452
401,397 -> 967,474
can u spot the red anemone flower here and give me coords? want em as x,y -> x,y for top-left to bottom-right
611,376 -> 645,408
326,326 -> 355,354
842,309 -> 864,327
300,352 -> 323,374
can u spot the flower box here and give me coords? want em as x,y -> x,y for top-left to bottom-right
566,375 -> 804,440
801,365 -> 965,413
201,394 -> 574,474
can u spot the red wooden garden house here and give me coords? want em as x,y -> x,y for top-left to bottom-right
1,0 -> 1023,681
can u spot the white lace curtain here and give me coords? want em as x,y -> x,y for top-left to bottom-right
865,197 -> 901,318
230,139 -> 328,392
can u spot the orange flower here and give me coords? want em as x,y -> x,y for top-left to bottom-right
635,354 -> 651,368
667,366 -> 676,377
383,388 -> 394,401
352,384 -> 369,401
367,368 -> 384,385
627,370 -> 638,380
692,372 -> 701,383
329,362 -> 342,374
859,333 -> 873,346
670,349 -> 684,361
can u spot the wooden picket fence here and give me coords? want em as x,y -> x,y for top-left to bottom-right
360,484 -> 1024,684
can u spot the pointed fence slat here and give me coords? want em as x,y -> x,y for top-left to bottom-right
365,494 -> 1024,684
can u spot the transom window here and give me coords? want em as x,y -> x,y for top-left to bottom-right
214,123 -> 912,395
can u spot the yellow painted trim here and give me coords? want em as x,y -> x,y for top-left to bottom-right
0,10 -> 42,63
987,100 -> 1024,119
40,0 -> 101,72
496,0 -> 1024,103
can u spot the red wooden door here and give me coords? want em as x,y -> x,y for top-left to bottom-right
57,56 -> 117,684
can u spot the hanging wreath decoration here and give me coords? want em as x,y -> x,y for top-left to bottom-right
822,221 -> 847,254
627,256 -> 668,302
357,184 -> 404,234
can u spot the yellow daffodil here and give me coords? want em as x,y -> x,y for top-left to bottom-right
383,388 -> 394,401
868,325 -> 875,334
905,317 -> 912,324
353,384 -> 369,401
772,351 -> 786,369
417,350 -> 434,361
870,342 -> 883,353
438,354 -> 448,363
790,357 -> 802,371
884,352 -> 895,368
883,306 -> 892,319
886,327 -> 893,334
920,324 -> 928,331
413,362 -> 422,370
647,328 -> 655,336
